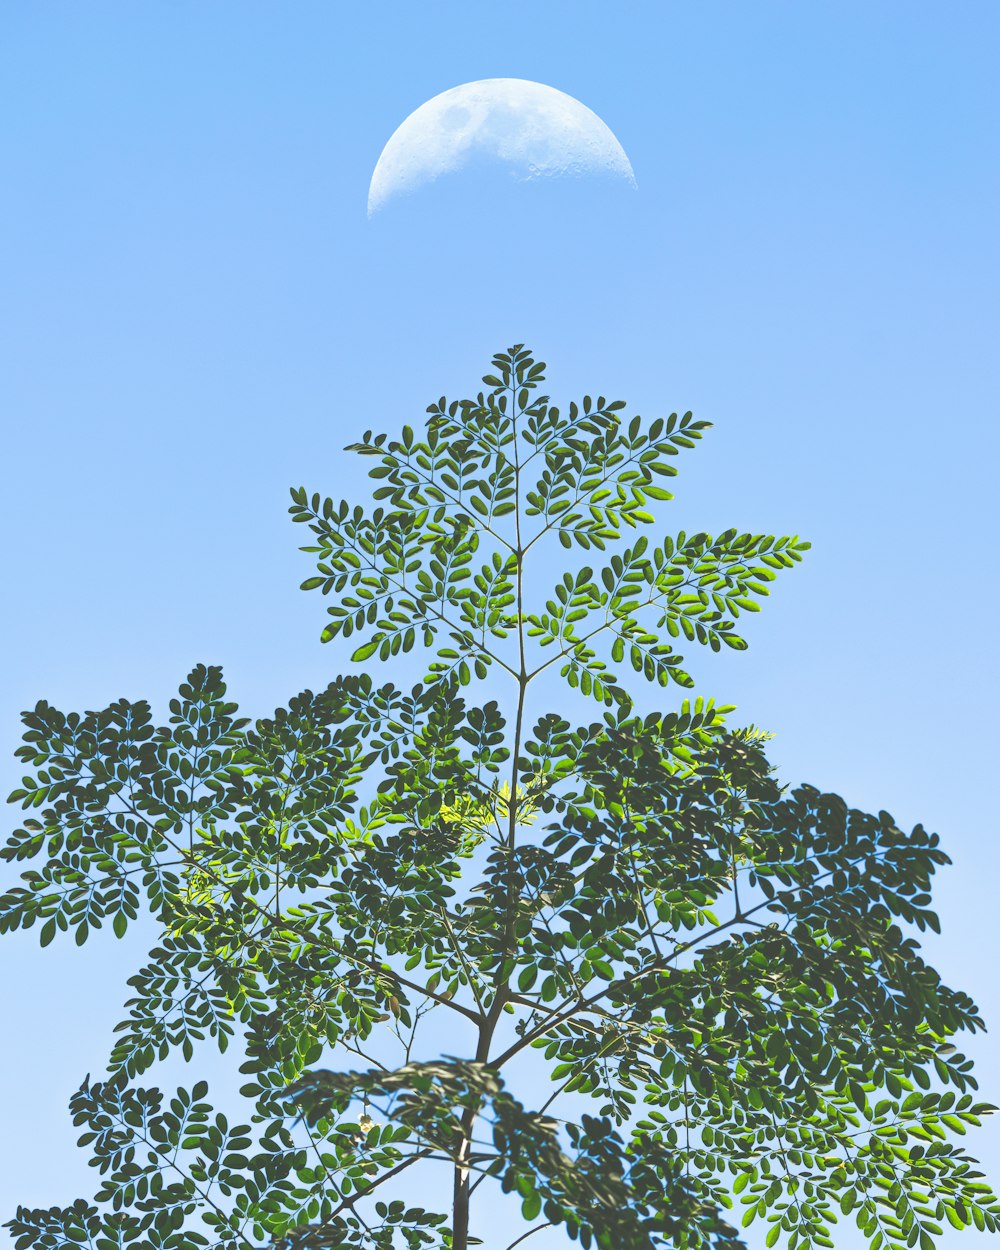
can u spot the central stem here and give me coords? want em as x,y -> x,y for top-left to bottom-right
451,1119 -> 474,1250
451,373 -> 530,1250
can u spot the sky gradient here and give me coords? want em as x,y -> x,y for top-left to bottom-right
1,4 -> 998,1247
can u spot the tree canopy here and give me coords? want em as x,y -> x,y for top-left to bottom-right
2,347 -> 996,1250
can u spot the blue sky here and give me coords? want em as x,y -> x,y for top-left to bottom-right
1,4 -> 998,1247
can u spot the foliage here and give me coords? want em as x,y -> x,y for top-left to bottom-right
2,347 -> 996,1250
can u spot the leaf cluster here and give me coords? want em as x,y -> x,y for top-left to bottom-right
1,349 -> 995,1250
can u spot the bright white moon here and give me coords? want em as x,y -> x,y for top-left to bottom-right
368,78 -> 635,216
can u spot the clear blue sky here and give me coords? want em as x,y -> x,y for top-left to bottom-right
1,4 -> 998,1247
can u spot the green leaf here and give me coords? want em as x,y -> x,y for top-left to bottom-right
945,1206 -> 968,1230
521,1192 -> 542,1222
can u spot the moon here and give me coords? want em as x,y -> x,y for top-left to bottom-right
368,78 -> 636,217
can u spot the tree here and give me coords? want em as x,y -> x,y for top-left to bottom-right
2,345 -> 996,1250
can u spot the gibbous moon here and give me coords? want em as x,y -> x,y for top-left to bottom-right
368,78 -> 635,216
